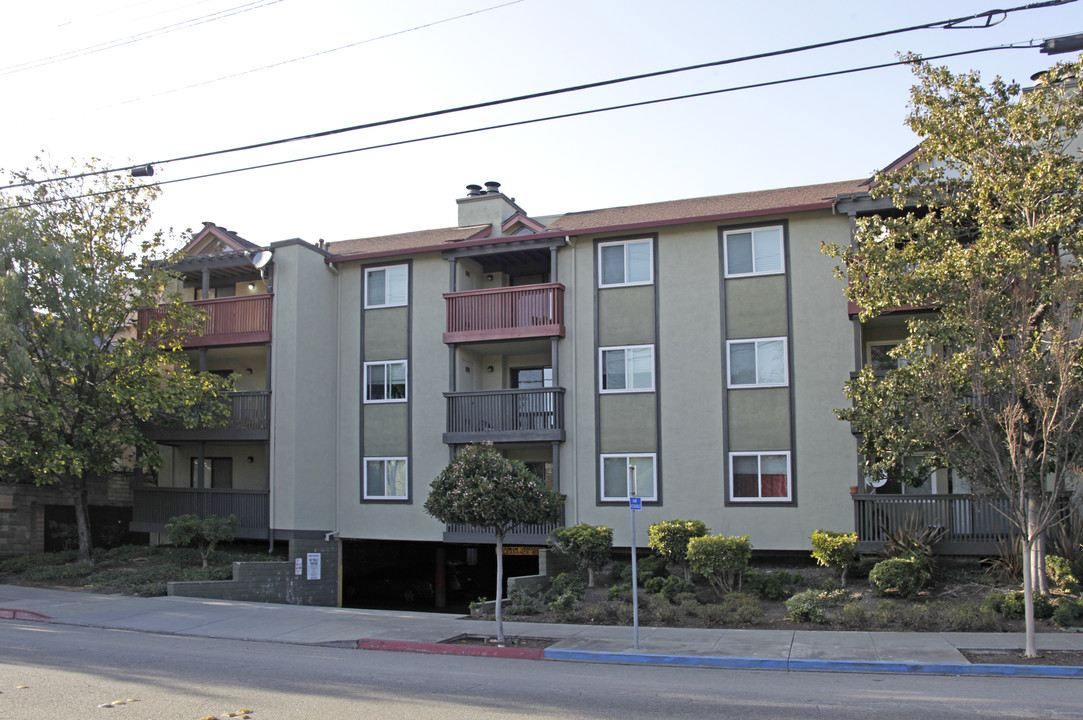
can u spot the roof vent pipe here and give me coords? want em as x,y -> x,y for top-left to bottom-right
484,181 -> 501,195
466,184 -> 483,197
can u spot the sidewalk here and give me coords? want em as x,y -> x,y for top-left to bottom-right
2,584 -> 1082,678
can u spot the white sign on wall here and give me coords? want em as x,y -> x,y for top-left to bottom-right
306,553 -> 321,580
294,558 -> 303,576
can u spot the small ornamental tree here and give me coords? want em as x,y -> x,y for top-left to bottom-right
549,523 -> 613,587
424,443 -> 562,644
647,519 -> 709,578
686,534 -> 752,597
810,530 -> 859,586
166,514 -> 238,568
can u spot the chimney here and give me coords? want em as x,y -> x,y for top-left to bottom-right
456,181 -> 526,237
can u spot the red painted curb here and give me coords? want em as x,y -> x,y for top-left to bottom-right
0,609 -> 52,621
358,638 -> 544,660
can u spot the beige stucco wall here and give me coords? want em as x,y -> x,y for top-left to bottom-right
269,242 -> 339,534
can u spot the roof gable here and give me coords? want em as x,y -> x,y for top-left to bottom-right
181,222 -> 258,258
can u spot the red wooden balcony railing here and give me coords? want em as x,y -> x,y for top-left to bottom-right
138,294 -> 272,347
444,283 -> 565,344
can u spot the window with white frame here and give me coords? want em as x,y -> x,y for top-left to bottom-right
727,337 -> 787,387
363,457 -> 408,500
600,345 -> 654,392
364,360 -> 407,402
365,265 -> 408,308
600,454 -> 657,501
599,238 -> 653,287
730,452 -> 791,501
724,226 -> 784,277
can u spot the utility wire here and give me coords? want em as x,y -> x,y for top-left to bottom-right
3,0 -> 1074,190
0,0 -> 284,76
0,43 -> 1037,211
106,0 -> 528,109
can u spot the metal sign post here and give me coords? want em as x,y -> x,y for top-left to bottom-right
628,464 -> 640,650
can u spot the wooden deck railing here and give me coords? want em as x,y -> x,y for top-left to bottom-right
853,494 -> 1013,555
443,388 -> 565,443
444,284 -> 564,343
145,391 -> 270,441
130,487 -> 269,538
138,294 -> 272,347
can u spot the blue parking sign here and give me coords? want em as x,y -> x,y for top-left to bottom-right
629,496 -> 642,510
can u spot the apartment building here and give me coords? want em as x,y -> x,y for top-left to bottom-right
135,175 -> 1007,604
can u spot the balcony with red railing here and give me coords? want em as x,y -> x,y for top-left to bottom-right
444,283 -> 565,344
138,294 -> 273,348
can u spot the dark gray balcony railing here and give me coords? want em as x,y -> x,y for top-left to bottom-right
853,493 -> 1013,555
145,391 -> 270,442
443,387 -> 565,443
443,521 -> 562,545
130,487 -> 269,539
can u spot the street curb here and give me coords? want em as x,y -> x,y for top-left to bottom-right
543,649 -> 1083,678
358,638 -> 545,660
0,608 -> 52,621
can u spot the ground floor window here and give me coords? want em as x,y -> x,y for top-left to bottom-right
363,457 -> 408,500
600,453 -> 656,501
190,457 -> 232,489
729,452 -> 790,501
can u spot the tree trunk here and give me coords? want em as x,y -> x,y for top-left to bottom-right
587,567 -> 595,588
71,477 -> 93,564
494,531 -> 505,646
1022,536 -> 1037,658
1035,532 -> 1048,595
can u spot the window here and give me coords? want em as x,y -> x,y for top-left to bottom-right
724,226 -> 784,277
190,457 -> 233,489
365,360 -> 407,402
600,345 -> 654,392
600,454 -> 657,501
730,452 -> 791,501
599,238 -> 653,287
364,457 -> 408,500
727,337 -> 788,387
365,265 -> 408,308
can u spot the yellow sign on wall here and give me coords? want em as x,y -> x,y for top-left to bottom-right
502,545 -> 540,556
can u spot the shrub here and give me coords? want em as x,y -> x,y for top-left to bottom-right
1049,514 -> 1083,579
746,570 -> 804,600
881,521 -> 946,574
647,519 -> 709,578
869,557 -> 928,598
836,600 -> 870,628
165,514 -> 239,568
548,523 -> 613,587
1045,554 -> 1080,593
784,589 -> 828,623
686,534 -> 751,597
547,592 -> 579,615
619,554 -> 666,586
547,572 -> 585,602
983,538 -> 1023,582
644,575 -> 695,600
1052,597 -> 1083,628
506,587 -> 542,616
809,530 -> 859,586
607,583 -> 632,602
983,590 -> 1055,620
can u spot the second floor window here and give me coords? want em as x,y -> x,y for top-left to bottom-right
728,337 -> 788,387
724,226 -> 784,277
600,345 -> 654,392
365,360 -> 407,402
365,265 -> 408,308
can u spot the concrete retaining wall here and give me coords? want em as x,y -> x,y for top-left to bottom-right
168,539 -> 339,606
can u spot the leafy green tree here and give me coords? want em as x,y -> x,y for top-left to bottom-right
686,534 -> 752,597
0,159 -> 232,564
166,514 -> 239,568
424,442 -> 562,644
647,519 -> 709,578
823,57 -> 1083,657
549,523 -> 613,587
809,530 -> 859,586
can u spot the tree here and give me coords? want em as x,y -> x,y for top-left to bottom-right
549,523 -> 613,587
0,159 -> 232,564
823,57 -> 1083,657
166,514 -> 239,568
424,443 -> 562,644
647,519 -> 709,579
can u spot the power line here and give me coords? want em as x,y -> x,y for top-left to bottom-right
0,42 -> 1038,211
5,0 -> 1072,191
105,0 -> 529,110
0,0 -> 284,76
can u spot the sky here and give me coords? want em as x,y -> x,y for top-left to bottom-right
1,0 -> 1081,250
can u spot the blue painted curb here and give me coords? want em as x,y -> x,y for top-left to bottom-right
543,649 -> 1083,678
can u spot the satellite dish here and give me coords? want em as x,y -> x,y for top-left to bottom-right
867,473 -> 888,488
251,250 -> 273,269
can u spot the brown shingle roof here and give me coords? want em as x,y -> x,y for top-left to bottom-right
544,179 -> 868,232
326,225 -> 489,257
